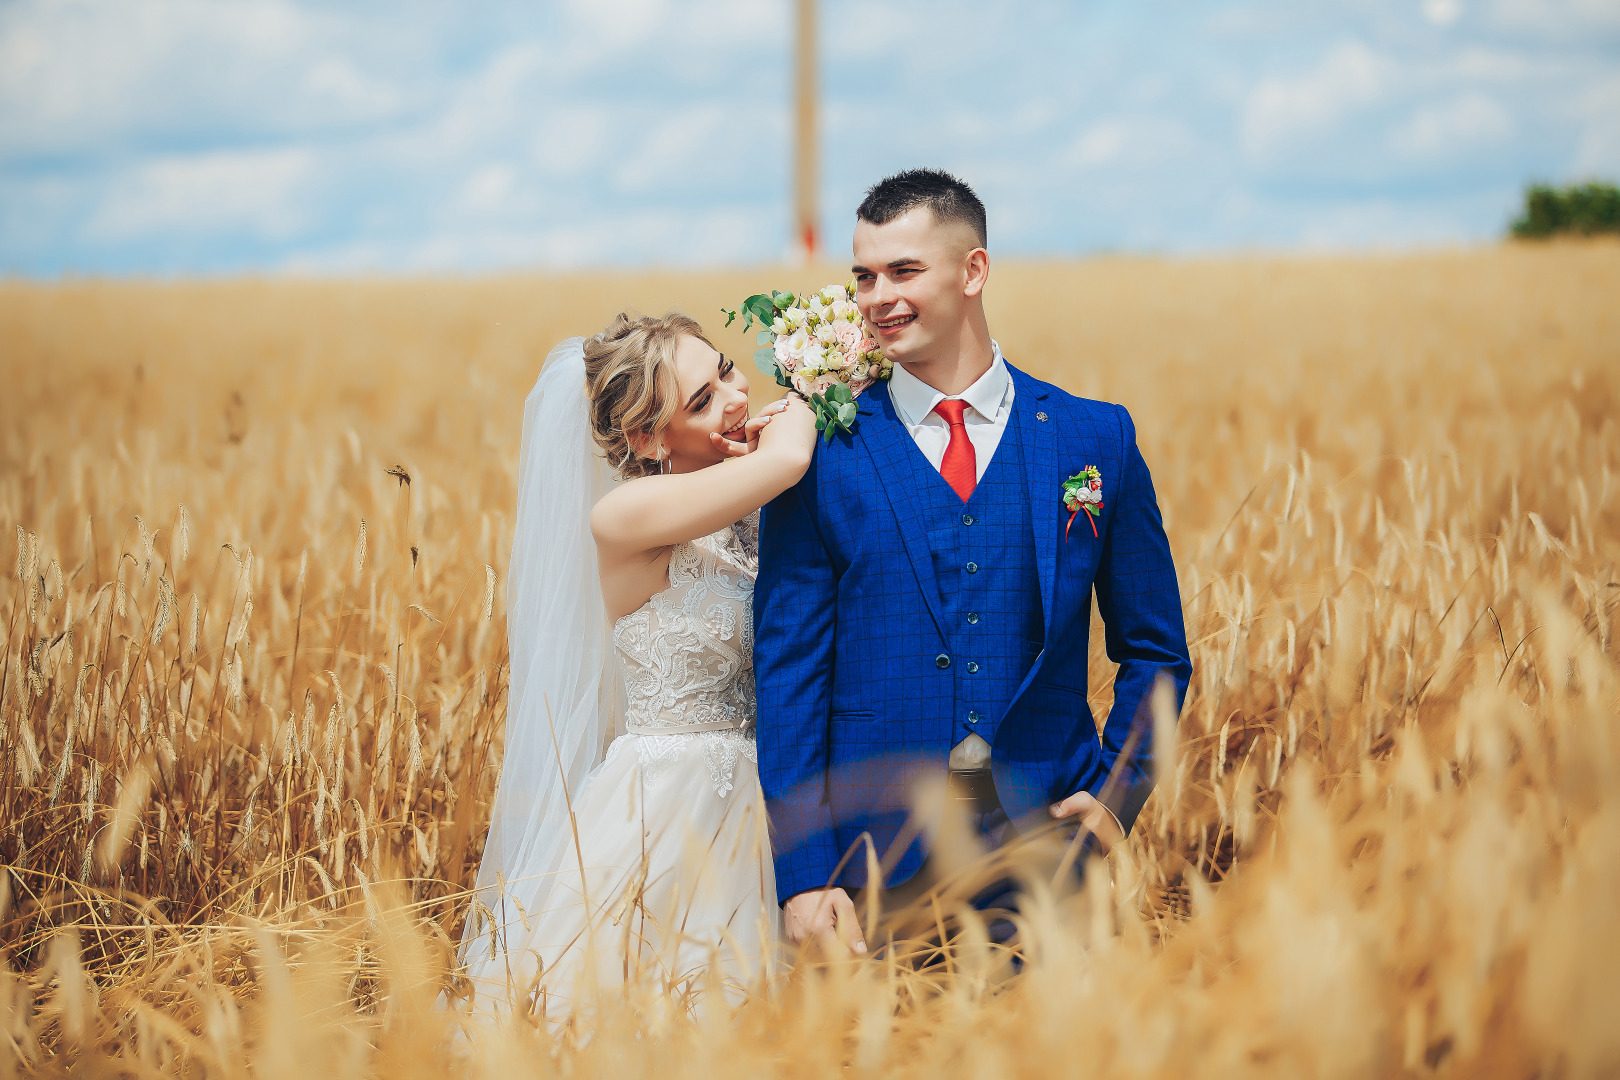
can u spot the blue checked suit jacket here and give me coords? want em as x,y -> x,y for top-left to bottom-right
754,361 -> 1191,904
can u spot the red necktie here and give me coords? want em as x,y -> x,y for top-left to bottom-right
933,399 -> 976,502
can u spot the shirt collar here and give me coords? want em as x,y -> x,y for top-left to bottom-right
888,340 -> 1012,428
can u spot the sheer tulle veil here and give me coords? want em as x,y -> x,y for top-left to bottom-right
457,337 -> 623,977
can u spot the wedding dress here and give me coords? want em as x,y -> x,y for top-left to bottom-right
456,339 -> 775,1023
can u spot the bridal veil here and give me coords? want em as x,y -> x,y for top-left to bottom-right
457,338 -> 622,980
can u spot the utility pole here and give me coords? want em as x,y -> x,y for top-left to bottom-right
793,0 -> 818,261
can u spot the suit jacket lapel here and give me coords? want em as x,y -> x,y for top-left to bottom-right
1008,364 -> 1060,645
857,382 -> 948,643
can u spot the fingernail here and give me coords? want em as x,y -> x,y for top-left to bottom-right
1049,804 -> 1062,816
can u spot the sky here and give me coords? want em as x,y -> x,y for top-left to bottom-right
1,0 -> 1617,275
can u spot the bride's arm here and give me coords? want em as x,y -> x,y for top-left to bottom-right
590,396 -> 818,556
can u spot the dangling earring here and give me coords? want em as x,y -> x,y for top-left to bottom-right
658,449 -> 671,476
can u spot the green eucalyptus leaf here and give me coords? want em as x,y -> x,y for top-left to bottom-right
838,401 -> 858,425
756,329 -> 775,346
753,347 -> 779,376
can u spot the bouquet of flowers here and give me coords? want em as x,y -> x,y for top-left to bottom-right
723,281 -> 891,440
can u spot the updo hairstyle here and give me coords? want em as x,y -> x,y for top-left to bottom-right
583,312 -> 715,479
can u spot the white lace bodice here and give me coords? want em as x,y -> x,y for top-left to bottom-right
609,514 -> 759,796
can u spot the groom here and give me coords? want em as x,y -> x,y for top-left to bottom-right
754,169 -> 1192,950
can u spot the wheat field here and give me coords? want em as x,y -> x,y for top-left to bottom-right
1,242 -> 1617,1077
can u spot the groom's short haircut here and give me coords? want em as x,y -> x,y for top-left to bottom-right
856,169 -> 987,250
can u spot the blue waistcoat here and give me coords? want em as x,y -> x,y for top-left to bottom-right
918,407 -> 1043,751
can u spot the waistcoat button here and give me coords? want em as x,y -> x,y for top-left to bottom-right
967,661 -> 980,673
936,653 -> 951,669
968,711 -> 981,723
966,562 -> 979,573
962,514 -> 975,526
966,612 -> 980,624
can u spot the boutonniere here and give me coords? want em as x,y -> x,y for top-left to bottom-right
1063,466 -> 1103,540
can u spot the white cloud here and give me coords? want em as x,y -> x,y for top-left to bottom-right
302,59 -> 401,118
610,104 -> 740,194
531,106 -> 615,179
279,206 -> 772,274
87,147 -> 315,239
1062,117 -> 1198,171
1572,76 -> 1620,175
1390,93 -> 1514,159
1485,0 -> 1620,33
0,0 -> 429,162
455,164 -> 523,216
1243,40 -> 1394,157
1423,0 -> 1465,27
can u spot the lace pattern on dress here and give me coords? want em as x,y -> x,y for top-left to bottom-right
611,514 -> 759,797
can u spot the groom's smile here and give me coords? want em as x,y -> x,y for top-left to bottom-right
872,309 -> 918,336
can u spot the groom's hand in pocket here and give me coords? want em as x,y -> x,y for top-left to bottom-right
783,886 -> 867,956
1049,791 -> 1126,856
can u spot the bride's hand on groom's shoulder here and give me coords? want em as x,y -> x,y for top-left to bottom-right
782,885 -> 867,956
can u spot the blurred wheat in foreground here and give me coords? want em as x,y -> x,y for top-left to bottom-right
1,243 -> 1617,1078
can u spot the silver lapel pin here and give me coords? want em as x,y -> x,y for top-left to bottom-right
1036,411 -> 1049,422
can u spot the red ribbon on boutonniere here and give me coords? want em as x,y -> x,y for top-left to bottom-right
1063,466 -> 1103,540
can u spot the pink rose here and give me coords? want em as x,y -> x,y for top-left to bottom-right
793,372 -> 840,398
833,321 -> 863,351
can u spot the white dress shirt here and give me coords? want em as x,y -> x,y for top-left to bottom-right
887,343 -> 1013,773
886,340 -> 1015,481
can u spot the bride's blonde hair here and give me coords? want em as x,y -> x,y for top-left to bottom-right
584,312 -> 715,479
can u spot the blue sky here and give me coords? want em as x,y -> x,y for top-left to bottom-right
1,0 -> 1617,274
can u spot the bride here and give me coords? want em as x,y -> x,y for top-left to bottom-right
455,313 -> 815,1022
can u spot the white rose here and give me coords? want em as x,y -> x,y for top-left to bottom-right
778,327 -> 812,365
819,285 -> 842,305
813,322 -> 838,345
771,315 -> 787,335
783,306 -> 806,329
